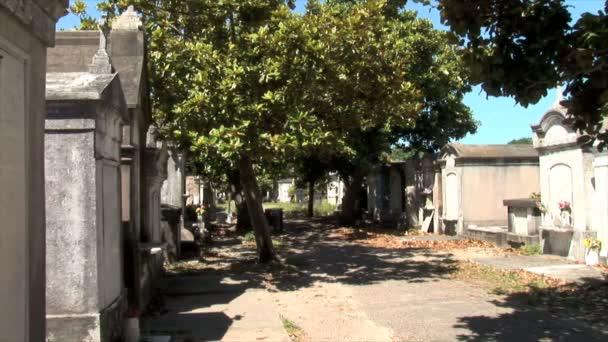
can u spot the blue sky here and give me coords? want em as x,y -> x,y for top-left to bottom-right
58,0 -> 606,144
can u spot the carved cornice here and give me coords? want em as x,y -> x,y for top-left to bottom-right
0,0 -> 68,46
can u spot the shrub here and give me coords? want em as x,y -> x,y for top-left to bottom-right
518,244 -> 542,256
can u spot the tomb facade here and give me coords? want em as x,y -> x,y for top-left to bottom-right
0,1 -> 68,340
45,37 -> 128,340
438,144 -> 540,236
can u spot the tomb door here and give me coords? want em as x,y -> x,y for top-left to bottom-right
445,172 -> 458,220
549,163 -> 573,219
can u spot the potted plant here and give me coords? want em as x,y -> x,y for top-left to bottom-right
583,238 -> 602,266
530,193 -> 549,223
196,205 -> 206,223
558,201 -> 572,226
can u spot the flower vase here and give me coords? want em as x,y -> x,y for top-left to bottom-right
586,249 -> 600,266
560,210 -> 571,227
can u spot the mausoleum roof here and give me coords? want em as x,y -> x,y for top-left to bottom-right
441,143 -> 538,160
46,72 -> 118,101
48,29 -> 146,109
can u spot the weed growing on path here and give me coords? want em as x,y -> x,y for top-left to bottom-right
280,315 -> 306,342
516,244 -> 542,256
242,232 -> 289,253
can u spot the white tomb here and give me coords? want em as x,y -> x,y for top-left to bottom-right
532,97 -> 598,260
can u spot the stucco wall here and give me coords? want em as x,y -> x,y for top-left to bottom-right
45,129 -> 99,314
0,1 -> 67,339
460,163 -> 540,226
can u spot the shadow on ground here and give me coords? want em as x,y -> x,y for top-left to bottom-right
190,217 -> 460,292
454,275 -> 608,341
148,217 -> 608,341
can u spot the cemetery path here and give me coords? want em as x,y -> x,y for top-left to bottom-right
144,218 -> 608,341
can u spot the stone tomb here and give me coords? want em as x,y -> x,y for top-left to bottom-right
439,144 -> 540,237
0,1 -> 67,340
47,7 -> 173,312
327,173 -> 345,206
366,156 -> 437,230
45,47 -> 128,341
532,104 -> 598,260
501,198 -> 542,246
367,163 -> 405,224
140,127 -> 169,304
161,148 -> 187,259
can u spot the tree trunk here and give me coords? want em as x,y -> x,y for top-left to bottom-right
340,170 -> 365,225
307,180 -> 315,217
227,169 -> 251,231
239,155 -> 275,263
235,199 -> 250,231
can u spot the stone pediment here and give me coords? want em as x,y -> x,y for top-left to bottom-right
49,5 -> 148,111
531,110 -> 578,149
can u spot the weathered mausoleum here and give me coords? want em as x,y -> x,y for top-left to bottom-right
0,1 -> 68,340
45,37 -> 128,340
438,144 -> 540,235
44,7 -> 172,340
531,99 -> 604,260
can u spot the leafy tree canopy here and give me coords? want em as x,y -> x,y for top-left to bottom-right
436,0 -> 608,148
508,137 -> 533,145
74,0 -> 477,251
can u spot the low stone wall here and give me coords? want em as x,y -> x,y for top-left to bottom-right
539,227 -> 597,261
464,226 -> 540,247
463,226 -> 508,246
540,227 -> 573,257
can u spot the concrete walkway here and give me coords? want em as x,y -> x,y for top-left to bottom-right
143,219 -> 608,341
143,274 -> 289,342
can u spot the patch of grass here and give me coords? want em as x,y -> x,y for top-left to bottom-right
280,315 -> 305,341
452,261 -> 555,295
517,244 -> 542,255
216,200 -> 235,212
242,232 -> 289,253
454,262 -> 608,325
313,200 -> 337,216
243,231 -> 256,243
272,238 -> 289,253
263,200 -> 336,217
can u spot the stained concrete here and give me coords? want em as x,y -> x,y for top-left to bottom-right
45,66 -> 127,341
0,1 -> 67,340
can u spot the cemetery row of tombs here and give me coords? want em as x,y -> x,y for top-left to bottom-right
43,9 -> 188,341
361,98 -> 608,264
4,3 -> 607,341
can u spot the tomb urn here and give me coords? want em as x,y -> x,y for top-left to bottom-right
558,201 -> 572,227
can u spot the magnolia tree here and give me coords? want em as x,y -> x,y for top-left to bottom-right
77,0 -> 476,260
435,0 -> 608,148
291,0 -> 477,223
